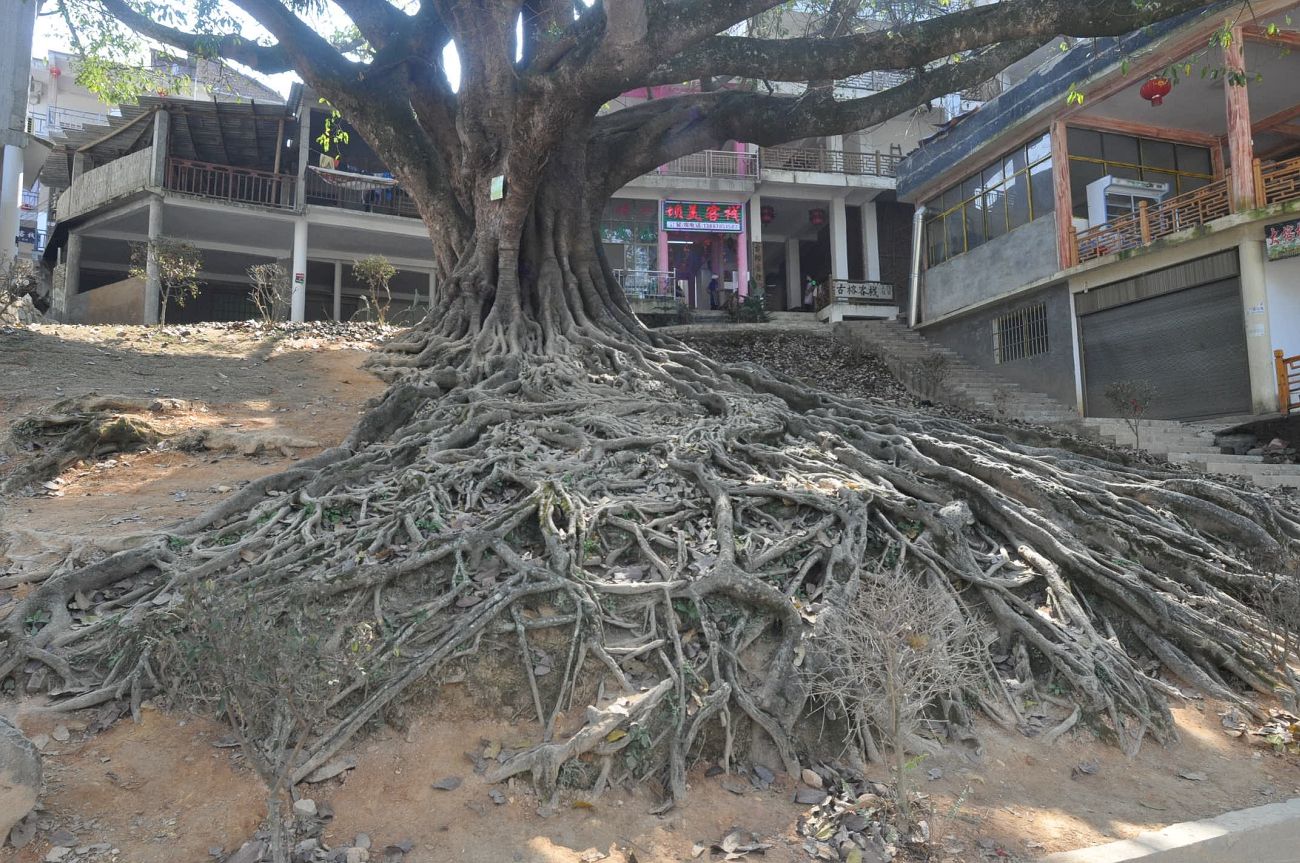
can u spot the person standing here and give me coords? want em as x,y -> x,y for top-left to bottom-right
803,276 -> 817,311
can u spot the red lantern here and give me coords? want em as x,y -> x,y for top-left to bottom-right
1139,76 -> 1172,106
49,66 -> 61,78
760,205 -> 775,224
809,208 -> 827,226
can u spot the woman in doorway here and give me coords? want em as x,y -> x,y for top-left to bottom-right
803,276 -> 817,312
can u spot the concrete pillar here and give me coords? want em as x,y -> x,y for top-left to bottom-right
143,195 -> 163,324
747,193 -> 762,297
785,238 -> 800,310
296,108 -> 311,207
829,197 -> 849,281
333,260 -> 343,321
861,201 -> 881,282
1224,27 -> 1255,211
291,219 -> 308,322
54,232 -> 80,320
736,206 -> 749,298
1238,238 -> 1277,414
427,270 -> 436,306
0,144 -> 22,261
150,109 -> 170,187
657,197 -> 669,275
71,151 -> 88,182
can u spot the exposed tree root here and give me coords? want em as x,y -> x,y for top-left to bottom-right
3,305 -> 1299,811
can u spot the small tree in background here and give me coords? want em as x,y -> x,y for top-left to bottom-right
804,563 -> 984,826
1104,380 -> 1158,451
0,255 -> 39,320
130,237 -> 203,325
352,255 -> 396,325
247,262 -> 290,324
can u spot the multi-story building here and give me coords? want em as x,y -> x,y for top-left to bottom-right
38,67 -> 972,325
896,0 -> 1300,421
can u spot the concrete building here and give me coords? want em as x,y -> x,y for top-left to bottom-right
40,59 -> 976,327
1,0 -> 39,263
896,0 -> 1300,421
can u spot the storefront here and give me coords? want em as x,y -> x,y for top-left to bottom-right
661,199 -> 748,308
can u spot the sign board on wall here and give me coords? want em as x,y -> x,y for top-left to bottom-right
1266,218 -> 1300,261
663,201 -> 743,233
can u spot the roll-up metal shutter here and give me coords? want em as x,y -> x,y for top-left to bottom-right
1080,277 -> 1250,420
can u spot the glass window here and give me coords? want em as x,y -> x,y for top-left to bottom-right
1176,144 -> 1212,175
1141,139 -> 1177,171
1141,169 -> 1178,197
1068,127 -> 1103,159
1027,132 -> 1051,164
964,199 -> 986,249
945,210 -> 965,262
1178,174 -> 1210,194
984,187 -> 1008,239
927,217 -> 946,265
1006,170 -> 1030,229
1102,132 -> 1140,164
1070,159 -> 1105,219
1029,160 -> 1054,219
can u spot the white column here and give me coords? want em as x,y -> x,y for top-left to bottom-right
291,219 -> 308,322
785,238 -> 800,311
829,197 -> 849,281
0,144 -> 22,261
333,260 -> 343,321
428,270 -> 436,306
143,195 -> 163,324
296,108 -> 311,207
1238,237 -> 1277,414
747,194 -> 762,297
861,201 -> 881,282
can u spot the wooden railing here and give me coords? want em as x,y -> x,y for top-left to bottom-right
814,279 -> 895,311
1259,157 -> 1300,208
1277,350 -> 1300,415
165,158 -> 295,209
760,147 -> 901,178
1072,177 -> 1232,265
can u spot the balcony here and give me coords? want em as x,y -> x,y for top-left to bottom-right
837,71 -> 912,92
655,150 -> 758,180
1071,154 -> 1300,265
26,106 -> 112,138
304,167 -> 420,218
760,147 -> 901,178
165,157 -> 296,210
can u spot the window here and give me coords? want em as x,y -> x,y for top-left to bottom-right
923,132 -> 1053,266
993,302 -> 1049,364
1067,129 -> 1213,218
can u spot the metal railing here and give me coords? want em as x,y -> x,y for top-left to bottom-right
26,106 -> 111,137
814,279 -> 895,311
656,150 -> 758,179
165,157 -> 296,209
759,147 -> 901,177
1072,177 -> 1232,265
1277,350 -> 1300,415
615,269 -> 678,300
303,168 -> 421,218
837,70 -> 912,91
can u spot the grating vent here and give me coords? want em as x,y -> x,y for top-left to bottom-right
993,303 -> 1049,364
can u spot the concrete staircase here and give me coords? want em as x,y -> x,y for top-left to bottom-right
1083,418 -> 1300,490
834,319 -> 1082,428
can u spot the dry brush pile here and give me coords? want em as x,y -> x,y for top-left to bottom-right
3,315 -> 1300,815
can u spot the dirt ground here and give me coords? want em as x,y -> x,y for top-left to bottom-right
2,323 -> 1298,863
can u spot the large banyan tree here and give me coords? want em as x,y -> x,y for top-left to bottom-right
7,0 -> 1300,813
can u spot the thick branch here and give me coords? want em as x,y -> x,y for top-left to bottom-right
95,0 -> 292,74
646,0 -> 1216,85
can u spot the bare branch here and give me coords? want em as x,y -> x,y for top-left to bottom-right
95,0 -> 293,74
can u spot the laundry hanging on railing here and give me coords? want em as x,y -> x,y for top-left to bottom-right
308,166 -> 399,191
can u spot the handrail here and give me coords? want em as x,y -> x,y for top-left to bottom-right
165,157 -> 295,210
303,167 -> 420,218
614,268 -> 678,300
1276,349 -> 1300,415
759,147 -> 900,178
1074,176 -> 1232,264
656,150 -> 758,180
1260,157 -> 1300,208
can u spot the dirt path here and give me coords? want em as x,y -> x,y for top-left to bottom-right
2,323 -> 1298,863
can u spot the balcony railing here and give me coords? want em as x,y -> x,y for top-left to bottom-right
165,157 -> 296,209
837,70 -> 912,91
814,279 -> 895,311
304,167 -> 420,218
615,269 -> 678,300
760,147 -> 901,178
26,106 -> 112,137
1072,177 -> 1232,265
1259,157 -> 1300,208
656,150 -> 758,180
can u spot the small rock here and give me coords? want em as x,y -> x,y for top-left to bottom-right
1178,770 -> 1209,782
431,776 -> 462,791
578,850 -> 607,863
927,767 -> 943,781
51,726 -> 70,743
9,815 -> 38,849
226,840 -> 266,863
293,798 -> 318,818
0,717 -> 42,841
720,778 -> 747,795
49,828 -> 78,846
800,768 -> 823,789
355,833 -> 371,850
705,765 -> 724,778
794,788 -> 827,805
753,764 -> 775,784
45,849 -> 71,863
345,848 -> 368,863
488,789 -> 507,805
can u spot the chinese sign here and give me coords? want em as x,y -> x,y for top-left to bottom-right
663,200 -> 743,233
1266,218 -> 1300,261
